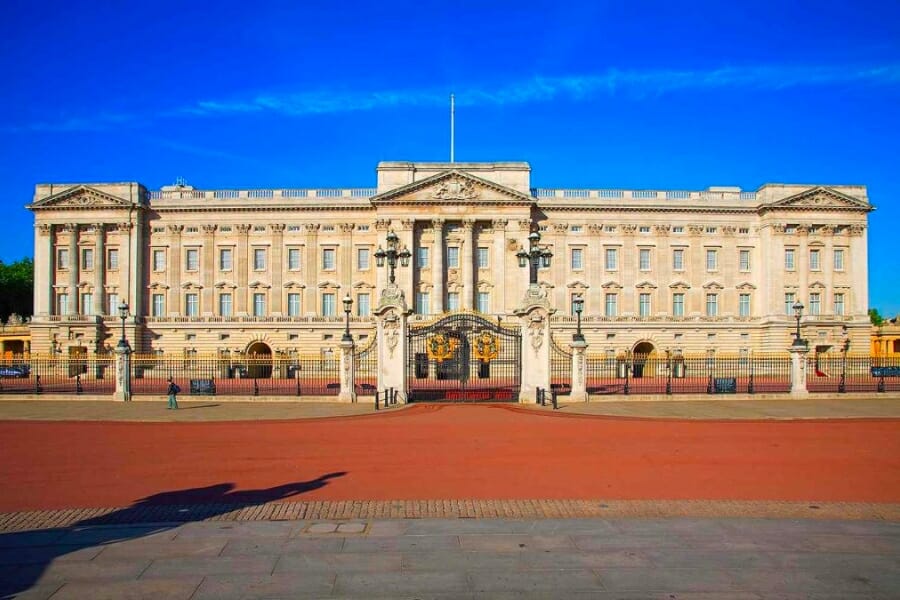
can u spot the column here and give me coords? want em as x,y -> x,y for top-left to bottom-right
303,223 -> 319,315
399,219 -> 415,310
822,227 -> 834,313
688,225 -> 703,315
339,223 -> 353,299
35,223 -> 53,316
374,219 -> 391,301
432,218 -> 445,313
655,225 -> 671,316
491,219 -> 507,313
621,225 -> 637,314
461,219 -> 474,309
798,226 -> 809,306
119,222 -> 135,317
201,225 -> 216,315
587,224 -> 603,315
849,224 -> 868,316
94,224 -> 105,314
66,223 -> 79,314
270,224 -> 285,314
550,224 -> 568,310
167,225 -> 183,315
235,224 -> 251,315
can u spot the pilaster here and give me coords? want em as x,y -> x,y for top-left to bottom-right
270,224 -> 285,314
167,224 -> 184,315
461,219 -> 474,310
201,224 -> 216,315
432,218 -> 445,314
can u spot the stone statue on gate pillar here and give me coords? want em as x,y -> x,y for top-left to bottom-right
374,284 -> 411,403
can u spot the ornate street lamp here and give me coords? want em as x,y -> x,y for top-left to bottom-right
572,295 -> 585,342
116,301 -> 131,352
839,325 -> 850,393
342,294 -> 354,343
792,300 -> 806,347
516,230 -> 553,286
374,230 -> 411,285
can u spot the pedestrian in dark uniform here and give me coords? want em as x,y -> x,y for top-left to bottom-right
167,377 -> 180,409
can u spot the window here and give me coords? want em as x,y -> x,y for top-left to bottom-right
571,248 -> 583,270
357,224 -> 369,232
739,249 -> 750,271
570,225 -> 582,233
834,293 -> 845,316
219,293 -> 233,317
151,294 -> 165,317
477,247 -> 489,269
476,291 -> 490,313
706,249 -> 717,271
639,293 -> 651,317
254,248 -> 267,270
416,247 -> 429,268
81,293 -> 93,316
784,292 -> 796,315
809,292 -> 821,315
107,248 -> 119,270
605,293 -> 617,317
706,293 -> 718,317
57,293 -> 69,314
57,248 -> 69,269
605,248 -> 618,270
834,248 -> 845,271
785,248 -> 795,270
639,248 -> 651,271
810,249 -> 821,271
706,226 -> 717,234
415,291 -> 430,315
287,248 -> 301,271
673,226 -> 684,233
672,293 -> 685,317
672,248 -> 684,271
219,225 -> 232,232
153,249 -> 165,272
357,293 -> 370,317
447,247 -> 459,268
322,293 -> 336,317
82,248 -> 94,270
253,293 -> 266,317
357,248 -> 370,270
639,226 -> 651,233
220,248 -> 233,271
185,293 -> 199,317
447,292 -> 460,311
322,248 -> 335,270
287,293 -> 301,317
185,248 -> 199,271
106,293 -> 119,316
739,293 -> 751,317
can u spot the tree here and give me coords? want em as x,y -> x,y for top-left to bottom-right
0,258 -> 33,322
869,308 -> 884,326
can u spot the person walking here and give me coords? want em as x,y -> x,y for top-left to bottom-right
166,377 -> 180,409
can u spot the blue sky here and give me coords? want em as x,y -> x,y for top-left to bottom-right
2,0 -> 899,314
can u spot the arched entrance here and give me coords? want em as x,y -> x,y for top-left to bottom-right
632,341 -> 656,378
245,342 -> 273,379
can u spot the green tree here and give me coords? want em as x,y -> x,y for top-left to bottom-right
868,307 -> 884,326
0,257 -> 33,322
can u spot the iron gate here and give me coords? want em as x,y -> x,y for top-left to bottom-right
407,312 -> 521,402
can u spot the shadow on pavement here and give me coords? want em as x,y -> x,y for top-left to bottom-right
0,472 -> 346,599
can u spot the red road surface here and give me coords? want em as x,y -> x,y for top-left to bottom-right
1,405 -> 898,512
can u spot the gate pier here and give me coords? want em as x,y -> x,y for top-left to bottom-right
374,284 -> 411,403
514,287 -> 554,404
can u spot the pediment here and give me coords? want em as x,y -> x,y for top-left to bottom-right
764,187 -> 871,211
567,280 -> 589,289
370,170 -> 534,206
703,280 -> 724,290
30,185 -> 140,210
669,280 -> 691,289
736,281 -> 757,290
214,280 -> 237,289
601,280 -> 622,289
635,280 -> 657,289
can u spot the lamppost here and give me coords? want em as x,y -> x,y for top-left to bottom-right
117,301 -> 130,352
792,300 -> 806,348
839,325 -> 850,393
516,230 -> 553,286
572,295 -> 585,342
374,230 -> 411,285
342,294 -> 354,343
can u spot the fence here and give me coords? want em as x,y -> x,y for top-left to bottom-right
0,354 -> 116,395
807,354 -> 900,393
353,335 -> 378,396
550,337 -> 572,395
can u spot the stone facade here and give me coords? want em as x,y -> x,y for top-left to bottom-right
28,161 -> 872,359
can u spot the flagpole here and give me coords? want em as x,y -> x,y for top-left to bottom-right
450,93 -> 455,163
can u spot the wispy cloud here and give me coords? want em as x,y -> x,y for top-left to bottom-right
10,64 -> 900,132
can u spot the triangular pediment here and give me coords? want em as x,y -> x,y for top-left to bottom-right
764,186 -> 871,211
370,170 -> 534,206
29,185 -> 141,210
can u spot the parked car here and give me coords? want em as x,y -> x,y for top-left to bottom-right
0,365 -> 30,378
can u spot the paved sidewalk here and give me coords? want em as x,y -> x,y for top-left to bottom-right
1,516 -> 897,599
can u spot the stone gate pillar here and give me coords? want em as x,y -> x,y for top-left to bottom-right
374,284 -> 410,403
789,341 -> 809,397
114,346 -> 132,402
338,339 -> 356,403
570,339 -> 588,402
514,287 -> 554,403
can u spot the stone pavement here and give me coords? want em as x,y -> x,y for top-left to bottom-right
0,516 -> 898,599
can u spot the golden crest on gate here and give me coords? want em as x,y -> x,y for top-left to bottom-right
472,331 -> 500,363
426,334 -> 458,363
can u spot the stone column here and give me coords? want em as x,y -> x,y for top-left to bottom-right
66,224 -> 79,314
688,225 -> 703,315
374,288 -> 410,402
339,223 -> 354,299
570,339 -> 588,402
655,225 -> 671,316
848,224 -> 868,316
491,219 -> 508,313
374,219 -> 391,300
550,223 -> 568,310
822,226 -> 835,313
114,345 -> 132,402
167,224 -> 184,315
35,223 -> 53,316
236,224 -> 251,315
789,342 -> 809,397
515,296 -> 554,404
339,338 -> 356,402
621,225 -> 636,315
432,218 -> 445,314
201,225 -> 216,315
303,223 -> 319,315
398,220 -> 415,310
94,224 -> 105,314
461,219 -> 475,309
270,224 -> 285,315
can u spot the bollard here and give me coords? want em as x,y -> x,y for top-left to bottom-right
76,375 -> 83,395
375,391 -> 380,410
35,374 -> 42,394
253,379 -> 259,396
707,375 -> 714,395
551,391 -> 558,410
748,372 -> 755,395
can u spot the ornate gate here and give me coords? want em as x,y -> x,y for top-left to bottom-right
407,312 -> 521,402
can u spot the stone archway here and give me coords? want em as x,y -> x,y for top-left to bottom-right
246,341 -> 273,379
632,341 -> 656,378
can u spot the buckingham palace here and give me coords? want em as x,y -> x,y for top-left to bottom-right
27,160 -> 872,364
